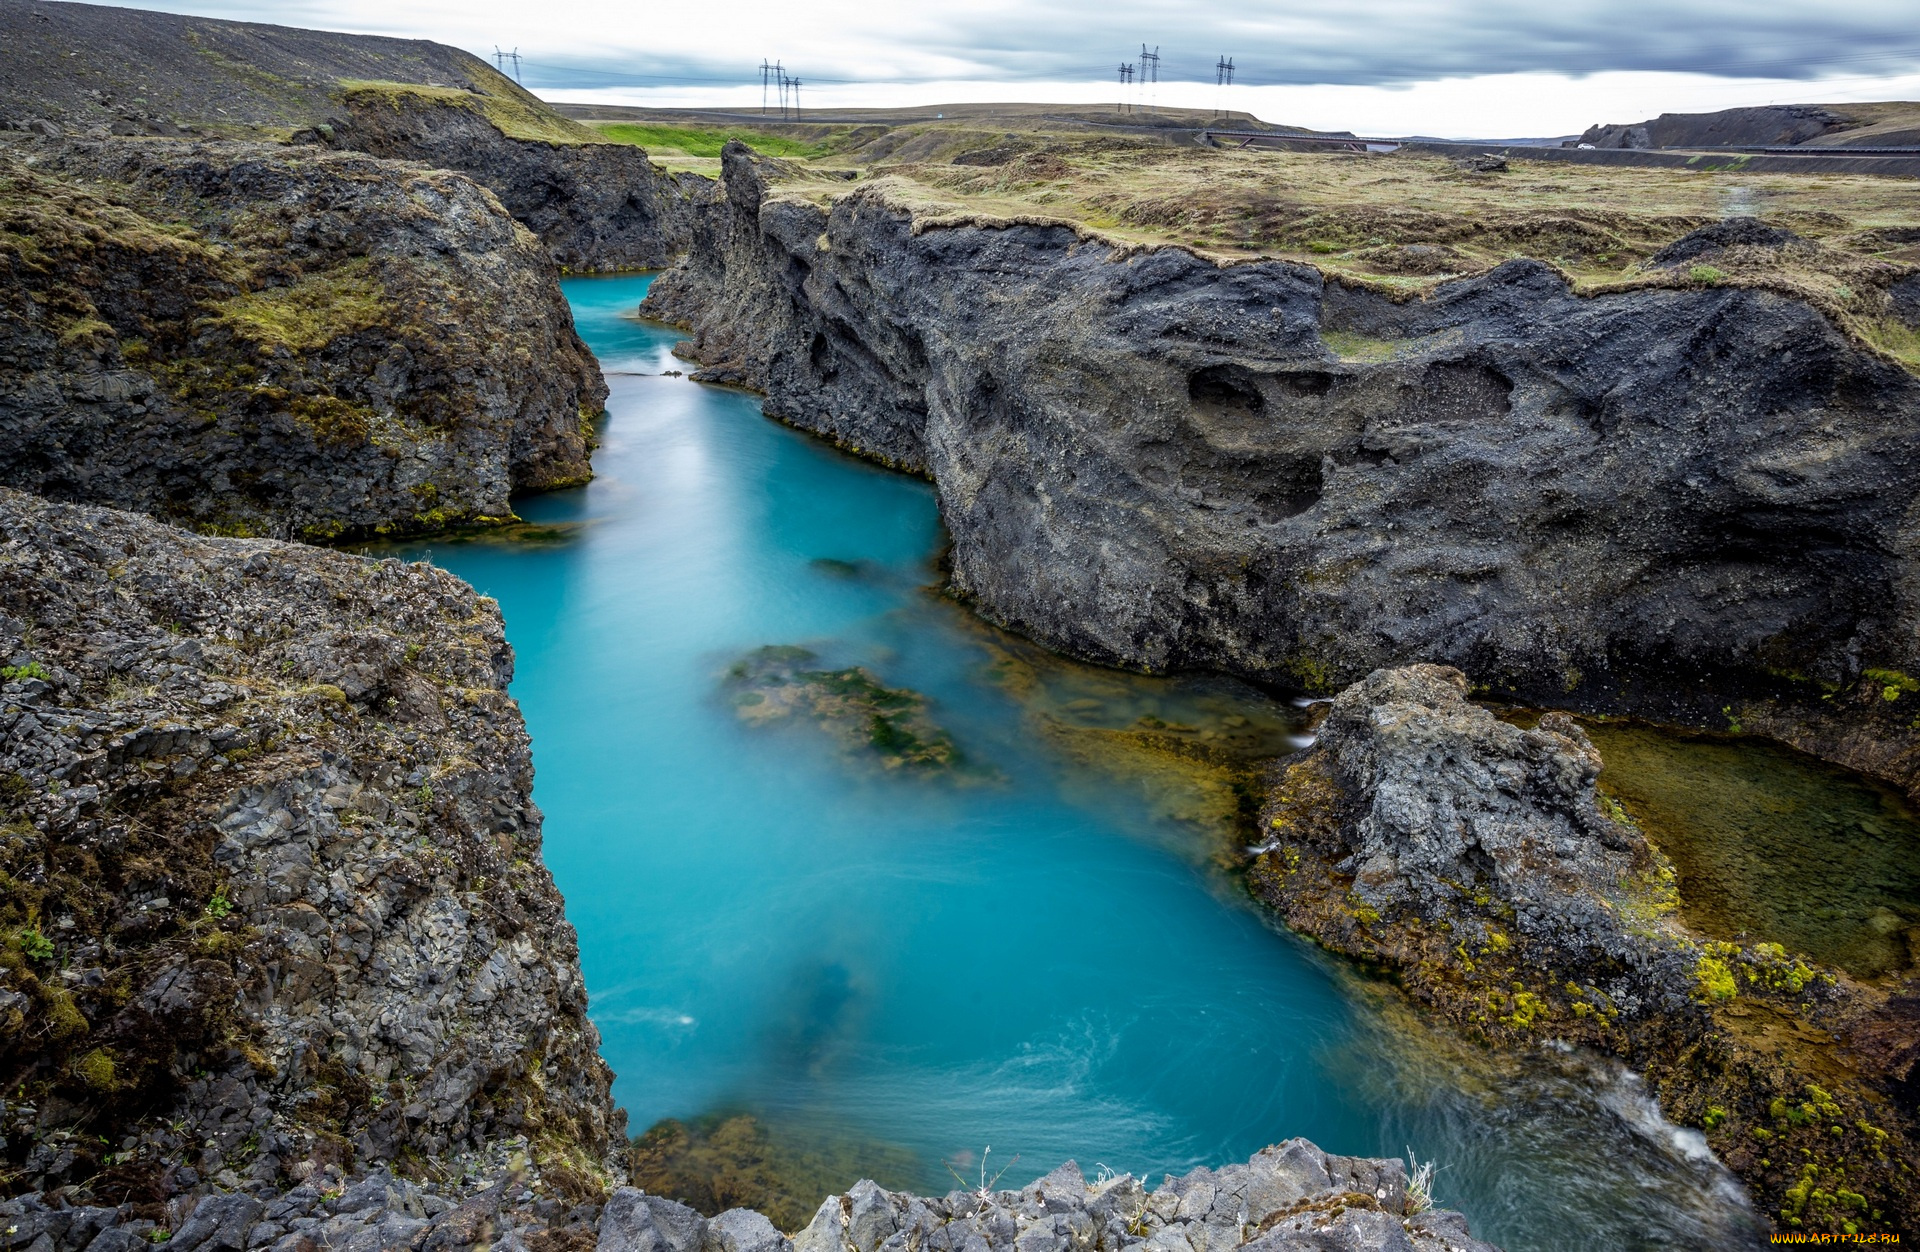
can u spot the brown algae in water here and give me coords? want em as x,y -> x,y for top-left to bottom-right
1579,720 -> 1920,980
629,1111 -> 920,1231
977,633 -> 1311,851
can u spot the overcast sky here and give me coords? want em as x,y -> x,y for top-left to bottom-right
109,0 -> 1920,136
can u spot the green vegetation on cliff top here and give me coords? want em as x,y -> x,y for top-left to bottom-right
707,118 -> 1920,369
336,77 -> 609,146
590,122 -> 834,160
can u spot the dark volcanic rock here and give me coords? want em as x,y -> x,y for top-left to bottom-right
334,90 -> 716,271
0,136 -> 603,540
1247,665 -> 1920,1236
0,488 -> 617,1194
1250,665 -> 1690,1023
644,142 -> 1920,738
1648,218 -> 1800,266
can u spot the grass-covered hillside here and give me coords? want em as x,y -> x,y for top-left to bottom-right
0,0 -> 597,143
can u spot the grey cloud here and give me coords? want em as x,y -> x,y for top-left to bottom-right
110,0 -> 1920,88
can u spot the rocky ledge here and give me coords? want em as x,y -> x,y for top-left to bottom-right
0,135 -> 604,542
643,142 -> 1920,788
0,1139 -> 1495,1252
1248,664 -> 1918,1234
330,87 -> 717,273
0,488 -> 616,1199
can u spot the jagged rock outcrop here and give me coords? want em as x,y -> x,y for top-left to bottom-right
779,1144 -> 1493,1252
642,143 -> 1920,754
1247,665 -> 1919,1235
332,89 -> 717,271
0,135 -> 604,541
0,489 -> 617,1198
0,1140 -> 1498,1252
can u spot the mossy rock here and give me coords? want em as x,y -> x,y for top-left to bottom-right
723,646 -> 977,777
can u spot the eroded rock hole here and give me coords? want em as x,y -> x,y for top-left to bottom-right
1188,365 -> 1266,419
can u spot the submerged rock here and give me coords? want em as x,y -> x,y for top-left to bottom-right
1248,664 -> 1920,1236
0,488 -> 617,1195
724,646 -> 971,775
0,135 -> 604,541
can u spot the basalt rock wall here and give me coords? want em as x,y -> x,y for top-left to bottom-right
0,488 -> 618,1198
644,142 -> 1920,745
0,136 -> 604,541
334,96 -> 718,271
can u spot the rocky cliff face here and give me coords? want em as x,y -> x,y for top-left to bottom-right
0,488 -> 617,1200
0,135 -> 603,542
333,90 -> 716,272
644,143 -> 1920,752
1248,665 -> 1919,1236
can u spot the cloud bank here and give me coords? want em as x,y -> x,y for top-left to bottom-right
98,0 -> 1920,135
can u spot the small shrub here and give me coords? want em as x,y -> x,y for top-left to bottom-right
1689,264 -> 1727,284
0,661 -> 50,682
204,889 -> 234,919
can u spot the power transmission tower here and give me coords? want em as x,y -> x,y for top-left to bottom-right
761,59 -> 774,114
791,78 -> 802,119
1141,44 -> 1158,109
776,61 -> 787,118
1215,55 -> 1234,117
1117,63 -> 1134,113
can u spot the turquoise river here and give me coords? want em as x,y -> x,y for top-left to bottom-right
382,275 -> 1771,1251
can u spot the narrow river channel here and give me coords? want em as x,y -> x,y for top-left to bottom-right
376,275 -> 1769,1251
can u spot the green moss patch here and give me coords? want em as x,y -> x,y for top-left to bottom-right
211,259 -> 393,352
